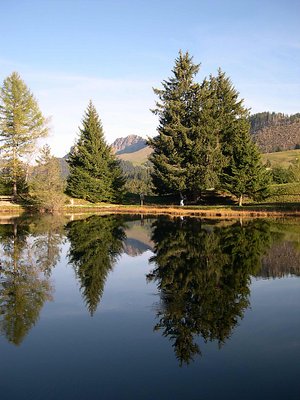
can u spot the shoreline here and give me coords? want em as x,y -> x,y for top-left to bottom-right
2,203 -> 300,218
64,204 -> 300,218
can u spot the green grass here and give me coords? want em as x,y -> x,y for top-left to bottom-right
117,146 -> 153,165
117,144 -> 300,169
262,149 -> 300,168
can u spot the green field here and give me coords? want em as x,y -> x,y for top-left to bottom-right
118,146 -> 300,169
262,149 -> 300,168
117,146 -> 153,165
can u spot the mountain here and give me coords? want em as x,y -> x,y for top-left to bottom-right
123,219 -> 154,256
250,112 -> 300,153
111,135 -> 147,155
58,154 -> 69,178
60,112 -> 300,174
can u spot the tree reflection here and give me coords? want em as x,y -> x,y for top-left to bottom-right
0,220 -> 54,345
30,214 -> 66,275
147,217 -> 272,365
67,215 -> 125,315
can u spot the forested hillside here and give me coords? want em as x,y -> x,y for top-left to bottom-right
250,112 -> 300,153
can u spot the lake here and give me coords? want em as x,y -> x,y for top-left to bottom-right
0,214 -> 300,400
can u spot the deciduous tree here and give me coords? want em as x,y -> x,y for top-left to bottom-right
0,72 -> 48,196
29,145 -> 66,212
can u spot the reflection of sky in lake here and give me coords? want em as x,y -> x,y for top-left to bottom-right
0,216 -> 300,400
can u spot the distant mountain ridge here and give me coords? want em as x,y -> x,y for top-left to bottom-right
60,112 -> 300,171
250,112 -> 300,153
111,134 -> 147,155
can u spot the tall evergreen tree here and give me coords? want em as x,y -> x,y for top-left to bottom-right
148,51 -> 200,198
207,69 -> 250,159
66,101 -> 125,203
222,129 -> 271,205
185,77 -> 225,199
0,72 -> 48,196
208,70 -> 270,205
149,55 -> 270,204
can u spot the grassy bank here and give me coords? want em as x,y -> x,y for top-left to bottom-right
2,194 -> 300,218
63,202 -> 300,218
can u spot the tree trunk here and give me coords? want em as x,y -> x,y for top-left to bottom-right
12,147 -> 17,198
25,164 -> 29,183
13,180 -> 17,198
238,194 -> 243,207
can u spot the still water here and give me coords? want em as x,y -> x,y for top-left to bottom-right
0,214 -> 300,400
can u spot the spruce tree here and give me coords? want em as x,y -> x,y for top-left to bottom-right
148,51 -> 200,198
222,129 -> 271,206
208,70 -> 270,205
66,101 -> 125,203
149,54 -> 270,204
0,72 -> 48,196
207,70 -> 249,159
185,77 -> 225,199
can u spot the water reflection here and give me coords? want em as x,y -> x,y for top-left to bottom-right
147,217 -> 275,365
0,216 -> 65,345
123,218 -> 153,256
66,215 -> 126,315
0,213 -> 300,359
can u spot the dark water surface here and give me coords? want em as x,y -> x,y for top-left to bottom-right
0,214 -> 300,400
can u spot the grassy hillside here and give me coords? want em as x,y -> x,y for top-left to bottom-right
117,146 -> 153,165
117,145 -> 300,169
262,149 -> 300,168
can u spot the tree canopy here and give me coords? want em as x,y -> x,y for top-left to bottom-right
66,101 -> 125,203
0,72 -> 48,196
29,145 -> 66,212
149,52 -> 270,205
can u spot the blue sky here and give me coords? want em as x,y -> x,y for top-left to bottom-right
1,0 -> 299,156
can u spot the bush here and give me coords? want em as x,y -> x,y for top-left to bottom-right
271,166 -> 292,184
266,183 -> 300,203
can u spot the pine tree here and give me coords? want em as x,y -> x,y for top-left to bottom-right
203,70 -> 249,160
202,69 -> 269,205
148,51 -> 200,198
149,54 -> 270,204
185,77 -> 225,199
66,101 -> 125,203
0,72 -> 48,196
222,130 -> 271,206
